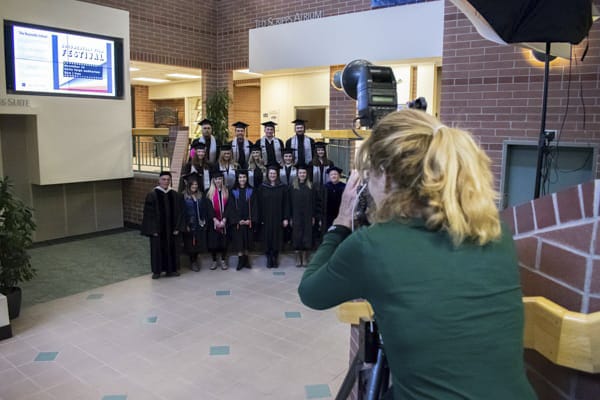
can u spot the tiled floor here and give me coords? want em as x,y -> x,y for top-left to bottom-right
0,254 -> 350,400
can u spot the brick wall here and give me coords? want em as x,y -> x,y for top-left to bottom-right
133,85 -> 154,128
330,65 -> 357,130
441,2 -> 600,185
122,173 -> 158,226
500,181 -> 600,399
81,0 -> 216,70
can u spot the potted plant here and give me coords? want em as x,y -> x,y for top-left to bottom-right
0,177 -> 36,319
204,88 -> 231,145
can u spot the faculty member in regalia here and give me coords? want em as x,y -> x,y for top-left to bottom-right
141,171 -> 186,279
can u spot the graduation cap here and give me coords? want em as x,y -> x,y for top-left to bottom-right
326,166 -> 343,175
159,171 -> 172,177
291,119 -> 307,126
314,141 -> 327,149
250,143 -> 262,152
261,121 -> 277,128
266,164 -> 281,172
232,121 -> 249,129
283,148 -> 294,155
210,169 -> 224,179
190,138 -> 206,149
198,118 -> 213,126
220,144 -> 232,151
296,163 -> 309,171
235,168 -> 249,176
182,171 -> 200,183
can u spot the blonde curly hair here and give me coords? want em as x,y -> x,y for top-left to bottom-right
355,109 -> 501,246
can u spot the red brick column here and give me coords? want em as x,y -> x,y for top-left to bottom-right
501,180 -> 600,399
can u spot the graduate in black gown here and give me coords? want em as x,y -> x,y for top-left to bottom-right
323,166 -> 346,228
258,164 -> 290,268
229,169 -> 258,270
141,171 -> 186,279
179,140 -> 212,193
289,164 -> 320,267
207,170 -> 230,270
248,143 -> 266,188
181,173 -> 209,271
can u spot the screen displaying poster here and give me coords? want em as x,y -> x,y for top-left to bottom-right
4,21 -> 124,98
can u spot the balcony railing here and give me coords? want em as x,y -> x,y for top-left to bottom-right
132,128 -> 171,173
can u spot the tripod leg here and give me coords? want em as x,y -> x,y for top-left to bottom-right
366,348 -> 386,400
335,353 -> 363,400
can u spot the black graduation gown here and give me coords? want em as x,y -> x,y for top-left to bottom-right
141,188 -> 186,274
289,182 -> 319,250
258,182 -> 290,252
324,181 -> 346,228
182,195 -> 209,254
207,190 -> 230,251
249,166 -> 264,188
228,187 -> 258,252
179,161 -> 213,193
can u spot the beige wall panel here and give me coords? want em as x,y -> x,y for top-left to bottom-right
94,180 -> 124,230
0,115 -> 34,206
31,184 -> 66,242
65,183 -> 96,236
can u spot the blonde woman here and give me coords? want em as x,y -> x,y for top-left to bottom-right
217,144 -> 238,189
298,110 -> 535,400
248,143 -> 266,188
206,170 -> 230,270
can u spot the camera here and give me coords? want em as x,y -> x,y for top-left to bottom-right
339,60 -> 397,128
407,96 -> 428,111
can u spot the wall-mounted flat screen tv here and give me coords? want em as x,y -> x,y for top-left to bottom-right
4,20 -> 124,99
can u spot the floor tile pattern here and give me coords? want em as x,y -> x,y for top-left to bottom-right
1,253 -> 349,399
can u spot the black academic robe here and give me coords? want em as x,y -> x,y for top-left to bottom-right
207,190 -> 231,251
324,181 -> 346,228
228,187 -> 258,252
182,195 -> 209,254
258,182 -> 290,252
309,160 -> 334,187
179,161 -> 213,193
141,188 -> 186,274
289,182 -> 320,250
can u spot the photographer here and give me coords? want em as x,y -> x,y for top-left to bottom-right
298,109 -> 535,399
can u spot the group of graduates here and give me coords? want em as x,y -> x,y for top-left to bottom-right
141,118 -> 347,279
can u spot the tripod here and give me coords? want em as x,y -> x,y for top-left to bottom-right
336,319 -> 391,400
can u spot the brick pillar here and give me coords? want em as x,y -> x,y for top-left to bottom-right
329,65 -> 357,130
500,180 -> 600,399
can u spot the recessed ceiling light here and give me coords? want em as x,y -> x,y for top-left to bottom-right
132,77 -> 171,83
166,73 -> 201,79
129,67 -> 140,71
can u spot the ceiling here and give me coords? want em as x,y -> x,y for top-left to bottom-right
129,61 -> 264,86
129,61 -> 203,86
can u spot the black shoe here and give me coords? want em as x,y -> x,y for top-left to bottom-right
273,252 -> 279,268
266,254 -> 273,268
152,273 -> 160,279
236,256 -> 243,271
244,255 -> 252,269
166,271 -> 180,277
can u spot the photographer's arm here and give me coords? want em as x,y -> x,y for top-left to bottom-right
298,171 -> 366,310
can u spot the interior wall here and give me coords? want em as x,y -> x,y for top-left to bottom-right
0,0 -> 132,185
232,84 -> 261,142
260,70 -> 329,140
0,115 -> 35,206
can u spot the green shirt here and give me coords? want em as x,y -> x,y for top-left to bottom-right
298,220 -> 536,400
